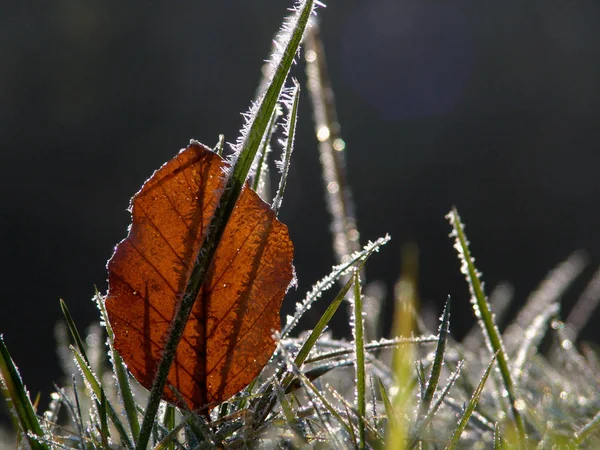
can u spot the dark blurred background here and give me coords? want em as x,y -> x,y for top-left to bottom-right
2,0 -> 600,421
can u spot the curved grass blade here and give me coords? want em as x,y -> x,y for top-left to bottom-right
252,238 -> 386,426
282,235 -> 390,338
447,207 -> 526,445
445,352 -> 498,450
60,299 -> 90,366
0,336 -> 49,450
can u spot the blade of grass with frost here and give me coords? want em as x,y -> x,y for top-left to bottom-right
60,300 -> 91,367
494,422 -> 502,450
418,296 -> 451,420
447,207 -> 525,444
96,292 -> 140,439
282,235 -> 390,338
99,388 -> 109,447
136,3 -> 317,448
445,352 -> 497,450
290,245 -> 383,372
0,336 -> 49,450
61,298 -> 114,443
71,377 -> 87,445
71,346 -> 133,449
304,335 -> 438,364
351,270 -> 367,449
512,302 -> 559,386
377,377 -> 395,423
213,134 -> 225,157
463,283 -> 513,352
251,105 -> 280,199
252,251 -> 378,425
408,360 -> 465,449
304,22 -> 360,268
503,251 -> 586,353
272,81 -> 299,215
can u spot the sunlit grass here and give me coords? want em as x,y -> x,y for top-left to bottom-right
2,1 -> 600,448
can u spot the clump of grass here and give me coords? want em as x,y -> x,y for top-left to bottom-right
3,1 -> 600,448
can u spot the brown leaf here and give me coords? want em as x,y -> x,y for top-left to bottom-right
105,141 -> 294,411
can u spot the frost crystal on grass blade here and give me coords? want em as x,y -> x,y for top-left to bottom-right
273,82 -> 300,215
282,236 -> 390,338
227,0 -> 318,171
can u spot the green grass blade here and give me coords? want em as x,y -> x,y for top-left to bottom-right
60,299 -> 91,366
447,207 -> 526,445
252,240 -> 387,426
162,404 -> 176,450
99,388 -> 109,447
272,81 -> 299,215
409,360 -> 465,449
282,235 -> 390,338
351,270 -> 367,449
251,105 -> 279,197
419,296 -> 451,417
292,257 -> 370,372
71,346 -> 133,449
0,336 -> 49,450
377,377 -> 395,422
494,422 -> 502,450
445,352 -> 498,450
96,292 -> 140,439
135,4 -> 316,448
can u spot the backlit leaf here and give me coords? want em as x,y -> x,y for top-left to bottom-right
106,141 -> 294,412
